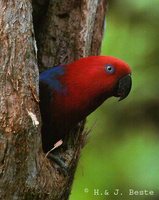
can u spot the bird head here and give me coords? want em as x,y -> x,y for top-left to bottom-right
99,56 -> 132,101
66,56 -> 132,102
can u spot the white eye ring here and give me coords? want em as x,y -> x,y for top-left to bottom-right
105,65 -> 115,74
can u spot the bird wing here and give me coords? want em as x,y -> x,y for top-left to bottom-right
39,66 -> 66,152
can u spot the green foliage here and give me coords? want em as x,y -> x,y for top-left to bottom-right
70,1 -> 159,199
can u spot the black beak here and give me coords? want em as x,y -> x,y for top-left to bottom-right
115,74 -> 132,101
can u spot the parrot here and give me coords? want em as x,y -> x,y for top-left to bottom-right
39,56 -> 132,155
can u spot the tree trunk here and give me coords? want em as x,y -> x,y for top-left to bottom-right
0,0 -> 107,199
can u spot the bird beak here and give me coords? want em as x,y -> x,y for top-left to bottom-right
115,74 -> 132,101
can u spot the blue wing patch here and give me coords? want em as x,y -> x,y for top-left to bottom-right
40,65 -> 66,93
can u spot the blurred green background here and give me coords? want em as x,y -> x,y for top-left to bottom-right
70,0 -> 159,199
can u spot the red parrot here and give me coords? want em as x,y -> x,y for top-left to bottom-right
39,56 -> 132,153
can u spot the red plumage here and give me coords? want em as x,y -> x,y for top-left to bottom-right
40,56 -> 132,152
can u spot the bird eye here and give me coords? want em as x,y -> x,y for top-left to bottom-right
105,65 -> 115,74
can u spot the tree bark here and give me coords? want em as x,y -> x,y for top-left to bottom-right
0,0 -> 107,199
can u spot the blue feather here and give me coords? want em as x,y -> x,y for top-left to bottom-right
40,66 -> 66,93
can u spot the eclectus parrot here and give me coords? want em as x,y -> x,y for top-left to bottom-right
39,56 -> 132,153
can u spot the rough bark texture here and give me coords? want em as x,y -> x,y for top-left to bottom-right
0,0 -> 107,199
33,0 -> 107,70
